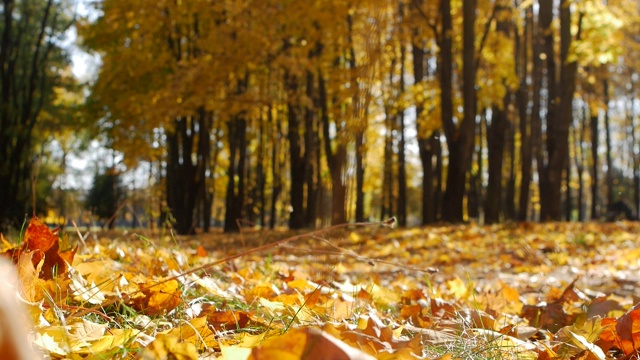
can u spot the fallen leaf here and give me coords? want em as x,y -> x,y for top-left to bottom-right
248,327 -> 375,360
137,333 -> 198,360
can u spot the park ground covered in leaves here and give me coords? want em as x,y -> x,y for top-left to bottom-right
3,219 -> 640,359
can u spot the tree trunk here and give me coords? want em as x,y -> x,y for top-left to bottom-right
590,112 -> 599,219
355,128 -> 366,222
631,92 -> 640,216
285,71 -> 306,229
382,107 -> 394,221
441,0 -> 476,223
397,106 -> 408,226
224,113 -> 248,233
538,0 -> 579,221
319,69 -> 347,225
269,107 -> 281,229
304,70 -> 319,228
565,148 -> 572,221
574,118 -> 586,221
396,19 -> 407,226
166,116 -> 199,235
604,79 -> 614,207
517,5 -> 532,221
257,112 -> 266,228
486,104 -> 508,224
537,0 -> 557,220
417,0 -> 451,225
438,0 -> 452,224
196,108 -> 212,233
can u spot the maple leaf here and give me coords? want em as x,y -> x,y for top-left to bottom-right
18,217 -> 76,280
596,302 -> 640,356
133,279 -> 183,316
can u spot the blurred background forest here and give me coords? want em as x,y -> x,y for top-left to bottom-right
1,0 -> 639,234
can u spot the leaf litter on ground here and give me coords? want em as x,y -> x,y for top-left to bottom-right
2,218 -> 640,359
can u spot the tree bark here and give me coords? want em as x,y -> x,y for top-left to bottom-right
486,105 -> 508,224
304,70 -> 319,228
486,3 -> 514,223
538,0 -> 579,221
223,113 -> 248,233
604,79 -> 614,207
269,107 -> 282,229
319,69 -> 347,225
166,116 -> 198,235
590,112 -> 599,219
441,0 -> 476,223
537,0 -> 556,220
517,4 -> 532,221
285,71 -> 306,229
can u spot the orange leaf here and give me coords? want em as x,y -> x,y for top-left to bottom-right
195,245 -> 207,257
20,217 -> 76,280
206,310 -> 251,331
140,279 -> 182,316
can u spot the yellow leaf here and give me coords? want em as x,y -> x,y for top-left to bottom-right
168,316 -> 216,350
138,334 -> 198,360
220,344 -> 252,360
87,328 -> 140,354
248,327 -> 375,360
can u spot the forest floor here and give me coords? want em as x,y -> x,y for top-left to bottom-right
3,219 -> 640,359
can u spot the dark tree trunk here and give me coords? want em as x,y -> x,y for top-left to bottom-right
469,114 -> 484,220
319,69 -> 347,225
382,107 -> 394,221
397,108 -> 408,226
304,70 -> 319,228
538,0 -> 580,221
537,0 -> 556,220
196,108 -> 212,233
442,0 -> 476,223
630,92 -> 640,216
486,105 -> 508,224
604,79 -> 614,207
410,19 -> 440,225
590,112 -> 599,219
257,112 -> 267,228
517,5 -> 533,221
224,111 -> 248,233
506,118 -> 517,220
565,147 -> 572,221
396,15 -> 407,226
348,13 -> 369,223
355,128 -> 366,222
486,5 -> 515,223
166,116 -> 201,235
269,107 -> 282,229
285,71 -> 306,229
574,118 -> 586,221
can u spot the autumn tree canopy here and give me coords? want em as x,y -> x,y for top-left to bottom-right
77,0 -> 640,233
